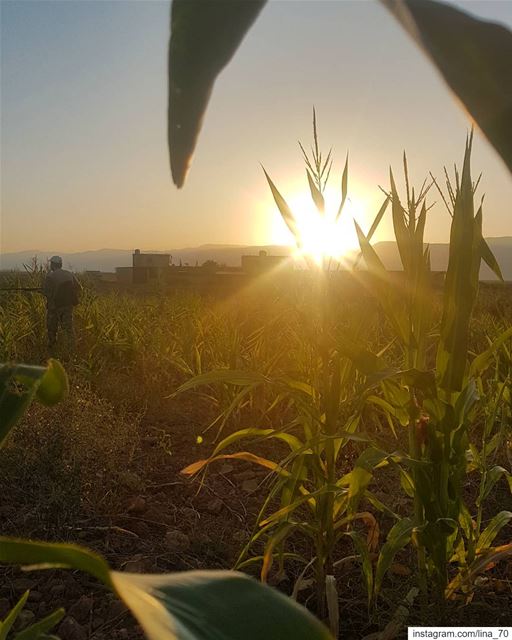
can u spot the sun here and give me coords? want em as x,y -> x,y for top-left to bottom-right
271,186 -> 365,265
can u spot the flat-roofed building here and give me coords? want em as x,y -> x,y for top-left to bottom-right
241,250 -> 293,276
132,249 -> 171,284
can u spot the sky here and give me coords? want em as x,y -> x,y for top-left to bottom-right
1,0 -> 512,254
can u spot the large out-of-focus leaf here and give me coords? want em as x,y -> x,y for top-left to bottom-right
0,360 -> 68,447
381,0 -> 512,173
168,1 -> 512,187
0,538 -> 332,640
168,0 -> 266,187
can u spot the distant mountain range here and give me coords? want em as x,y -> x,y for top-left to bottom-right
2,238 -> 512,280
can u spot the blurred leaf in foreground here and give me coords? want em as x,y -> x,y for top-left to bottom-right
381,0 -> 512,173
168,0 -> 266,187
0,538 -> 332,640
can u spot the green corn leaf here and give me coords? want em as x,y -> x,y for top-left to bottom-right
367,196 -> 390,242
374,518 -> 415,596
170,369 -> 268,397
381,0 -> 512,173
336,153 -> 349,220
13,608 -> 65,640
34,359 -> 69,406
344,531 -> 374,606
263,168 -> 302,247
168,0 -> 266,187
0,537 -> 332,640
470,325 -> 512,377
209,427 -> 304,459
436,134 -> 480,392
0,539 -> 113,587
0,360 -> 68,447
481,237 -> 504,281
389,169 -> 411,273
306,169 -> 325,213
477,466 -> 511,507
354,221 -> 408,343
0,591 -> 29,640
476,511 -> 512,551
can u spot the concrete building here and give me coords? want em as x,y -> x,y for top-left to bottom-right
132,249 -> 171,284
241,250 -> 293,276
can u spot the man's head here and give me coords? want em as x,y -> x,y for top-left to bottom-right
50,256 -> 63,271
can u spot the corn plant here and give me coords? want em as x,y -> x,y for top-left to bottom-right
355,135 -> 511,602
0,358 -> 332,639
174,122 -> 398,638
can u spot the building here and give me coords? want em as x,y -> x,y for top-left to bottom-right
132,249 -> 171,284
241,250 -> 293,276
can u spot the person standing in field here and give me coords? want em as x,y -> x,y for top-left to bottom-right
43,255 -> 80,351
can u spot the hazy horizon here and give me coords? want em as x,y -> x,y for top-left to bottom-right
2,0 -> 512,254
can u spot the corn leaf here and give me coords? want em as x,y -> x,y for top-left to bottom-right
306,170 -> 325,213
374,518 -> 415,596
470,325 -> 512,377
0,591 -> 29,640
477,466 -> 511,507
436,134 -> 480,391
476,510 -> 512,551
0,537 -> 332,640
13,608 -> 65,640
336,154 -> 349,220
168,0 -> 266,187
481,238 -> 504,281
0,360 -> 68,447
381,0 -> 512,173
263,169 -> 302,246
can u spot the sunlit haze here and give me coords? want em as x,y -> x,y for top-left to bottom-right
1,0 -> 512,254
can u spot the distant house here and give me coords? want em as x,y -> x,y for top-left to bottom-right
132,249 -> 171,284
241,250 -> 293,276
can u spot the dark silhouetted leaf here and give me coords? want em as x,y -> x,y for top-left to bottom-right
168,0 -> 266,187
382,0 -> 512,172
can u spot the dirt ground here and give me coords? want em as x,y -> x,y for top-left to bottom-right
1,380 -> 511,640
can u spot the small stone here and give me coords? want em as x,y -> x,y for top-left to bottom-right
12,578 -> 36,591
15,610 -> 35,631
241,478 -> 259,493
127,496 -> 147,514
165,529 -> 191,552
68,595 -> 93,624
206,497 -> 223,513
50,583 -> 65,596
219,463 -> 234,474
58,616 -> 87,640
28,590 -> 43,602
119,471 -> 144,491
144,506 -> 170,523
